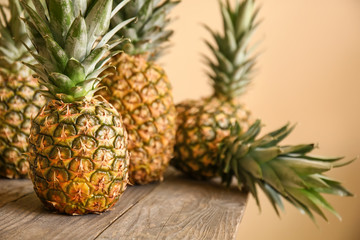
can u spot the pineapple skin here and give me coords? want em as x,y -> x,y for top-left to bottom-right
172,96 -> 252,179
102,53 -> 176,185
0,73 -> 46,179
172,0 -> 257,180
28,99 -> 129,215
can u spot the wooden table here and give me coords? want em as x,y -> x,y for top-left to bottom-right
0,168 -> 247,240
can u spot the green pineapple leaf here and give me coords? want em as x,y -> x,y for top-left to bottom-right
21,0 -> 135,102
205,0 -> 258,101
111,0 -> 180,60
0,0 -> 34,75
218,119 -> 353,222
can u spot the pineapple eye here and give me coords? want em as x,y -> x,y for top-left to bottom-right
68,157 -> 94,174
54,123 -> 77,139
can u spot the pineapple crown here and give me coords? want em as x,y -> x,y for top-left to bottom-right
0,0 -> 33,76
219,120 -> 353,222
204,0 -> 259,101
112,0 -> 180,61
21,0 -> 135,102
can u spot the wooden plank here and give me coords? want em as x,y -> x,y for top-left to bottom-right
0,182 -> 160,240
0,169 -> 248,240
0,179 -> 34,208
96,169 -> 248,240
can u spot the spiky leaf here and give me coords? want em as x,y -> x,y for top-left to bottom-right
218,120 -> 353,222
21,0 -> 134,102
0,0 -> 33,76
205,0 -> 258,100
111,0 -> 180,60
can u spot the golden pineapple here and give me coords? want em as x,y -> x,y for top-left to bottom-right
175,97 -> 251,178
0,0 -> 46,179
101,0 -> 179,184
172,0 -> 255,178
29,99 -> 129,215
22,0 -> 133,215
172,0 -> 353,221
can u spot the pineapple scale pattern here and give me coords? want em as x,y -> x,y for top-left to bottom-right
28,99 -> 129,215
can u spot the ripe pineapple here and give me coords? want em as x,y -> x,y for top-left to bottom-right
219,120 -> 352,221
172,0 -> 255,178
172,0 -> 352,220
101,0 -> 179,184
22,0 -> 134,215
0,0 -> 46,179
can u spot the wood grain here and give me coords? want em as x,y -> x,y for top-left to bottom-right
0,169 -> 248,240
96,170 -> 248,240
0,183 -> 159,240
0,179 -> 34,208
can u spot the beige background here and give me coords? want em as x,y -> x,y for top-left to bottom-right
1,0 -> 359,239
165,0 -> 360,240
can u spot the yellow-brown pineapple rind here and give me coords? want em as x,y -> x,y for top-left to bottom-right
28,99 -> 129,215
0,74 -> 45,179
172,96 -> 252,179
102,53 -> 176,185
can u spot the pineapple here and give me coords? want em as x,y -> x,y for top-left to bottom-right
172,0 -> 352,220
22,0 -> 134,215
0,0 -> 46,179
218,120 -> 352,221
172,0 -> 255,178
101,0 -> 179,184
